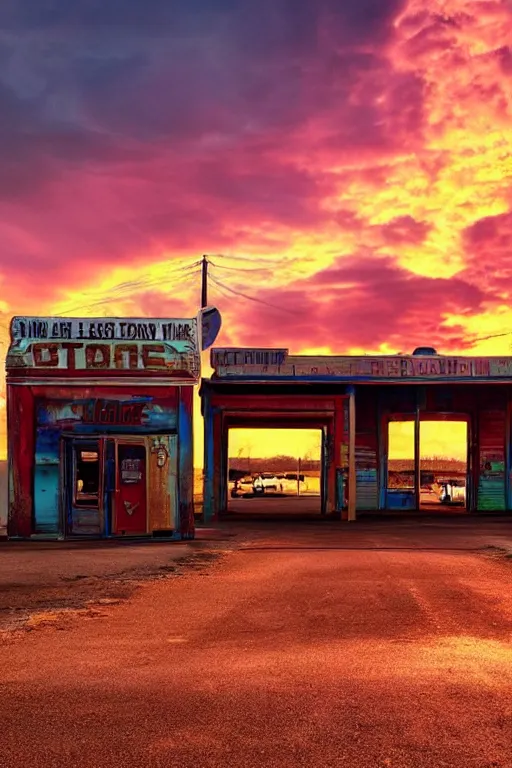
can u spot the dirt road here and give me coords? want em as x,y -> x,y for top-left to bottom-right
1,520 -> 512,767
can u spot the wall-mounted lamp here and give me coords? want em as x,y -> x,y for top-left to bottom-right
150,436 -> 169,468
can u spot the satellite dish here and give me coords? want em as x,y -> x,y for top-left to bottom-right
199,306 -> 222,350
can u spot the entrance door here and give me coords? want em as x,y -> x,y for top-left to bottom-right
114,441 -> 147,534
66,439 -> 104,535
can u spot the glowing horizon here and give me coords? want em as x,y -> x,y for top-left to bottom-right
1,1 -> 512,464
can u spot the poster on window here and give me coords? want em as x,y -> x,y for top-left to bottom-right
121,457 -> 143,484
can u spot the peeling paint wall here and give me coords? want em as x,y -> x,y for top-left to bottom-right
355,388 -> 379,511
477,410 -> 506,511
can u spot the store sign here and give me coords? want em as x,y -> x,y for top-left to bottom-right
211,348 -> 512,380
11,317 -> 195,343
8,341 -> 198,374
7,316 -> 203,379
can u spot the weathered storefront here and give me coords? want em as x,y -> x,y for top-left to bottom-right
200,347 -> 512,521
6,312 -> 220,539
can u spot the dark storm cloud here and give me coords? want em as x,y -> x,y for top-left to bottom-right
0,0 -> 231,32
0,0 -> 415,165
0,76 -> 155,200
0,0 -> 406,40
0,1 -> 404,154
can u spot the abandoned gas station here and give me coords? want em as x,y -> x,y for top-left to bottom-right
200,347 -> 512,522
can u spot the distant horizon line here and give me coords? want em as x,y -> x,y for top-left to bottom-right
228,455 -> 466,462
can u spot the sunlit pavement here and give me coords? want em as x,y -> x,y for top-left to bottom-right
1,520 -> 512,767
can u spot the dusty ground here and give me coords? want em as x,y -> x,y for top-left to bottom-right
1,518 -> 512,767
0,531 -> 235,633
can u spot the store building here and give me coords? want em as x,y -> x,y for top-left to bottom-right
200,347 -> 512,521
6,310 -> 220,539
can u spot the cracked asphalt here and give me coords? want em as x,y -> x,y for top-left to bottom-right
1,519 -> 512,767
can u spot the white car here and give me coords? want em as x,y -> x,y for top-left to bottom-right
253,473 -> 283,494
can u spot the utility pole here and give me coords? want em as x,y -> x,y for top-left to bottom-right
201,254 -> 208,308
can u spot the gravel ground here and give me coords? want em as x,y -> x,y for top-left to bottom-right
1,519 -> 512,767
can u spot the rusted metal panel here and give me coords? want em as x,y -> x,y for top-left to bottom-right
477,410 -> 506,511
147,435 -> 178,532
210,393 -> 337,411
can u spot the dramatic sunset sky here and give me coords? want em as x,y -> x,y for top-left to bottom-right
1,0 -> 512,463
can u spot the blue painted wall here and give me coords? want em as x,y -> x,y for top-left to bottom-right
34,427 -> 60,533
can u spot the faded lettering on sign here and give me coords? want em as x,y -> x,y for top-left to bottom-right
211,352 -> 512,379
81,400 -> 146,426
11,317 -> 195,343
10,342 -> 197,375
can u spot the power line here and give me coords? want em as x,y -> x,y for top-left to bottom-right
171,259 -> 203,273
468,330 -> 512,344
209,260 -> 271,274
208,280 -> 234,303
58,266 -> 201,315
208,273 -> 295,315
208,252 -> 287,266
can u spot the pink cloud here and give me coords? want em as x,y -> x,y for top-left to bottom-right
378,216 -> 431,246
462,210 -> 512,296
0,0 -> 425,309
213,254 -> 492,353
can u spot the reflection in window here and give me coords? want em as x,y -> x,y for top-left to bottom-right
75,447 -> 100,506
